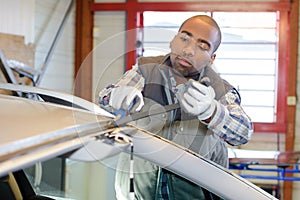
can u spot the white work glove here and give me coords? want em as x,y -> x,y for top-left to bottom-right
176,79 -> 216,121
109,86 -> 144,113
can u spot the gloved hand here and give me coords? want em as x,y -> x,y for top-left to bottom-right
176,79 -> 216,121
109,86 -> 144,113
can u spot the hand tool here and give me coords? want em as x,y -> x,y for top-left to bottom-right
105,102 -> 180,128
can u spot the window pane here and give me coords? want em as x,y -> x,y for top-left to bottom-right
143,11 -> 209,27
142,28 -> 176,56
220,75 -> 276,90
217,44 -> 277,59
214,59 -> 276,75
214,12 -> 278,123
244,107 -> 275,122
213,12 -> 277,28
221,27 -> 277,43
240,91 -> 275,107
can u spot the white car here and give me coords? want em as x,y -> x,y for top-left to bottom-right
0,83 -> 277,200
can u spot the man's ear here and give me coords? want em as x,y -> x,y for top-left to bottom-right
208,54 -> 216,66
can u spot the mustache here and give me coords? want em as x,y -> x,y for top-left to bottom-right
170,52 -> 193,65
170,52 -> 200,78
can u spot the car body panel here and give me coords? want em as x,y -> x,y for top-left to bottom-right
0,83 -> 277,200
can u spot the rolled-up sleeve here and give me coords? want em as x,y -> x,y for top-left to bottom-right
208,89 -> 253,146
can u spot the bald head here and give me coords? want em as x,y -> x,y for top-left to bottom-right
179,15 -> 222,52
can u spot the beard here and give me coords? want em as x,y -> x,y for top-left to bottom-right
170,53 -> 202,78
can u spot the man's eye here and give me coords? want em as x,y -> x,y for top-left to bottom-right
197,43 -> 209,51
180,36 -> 189,42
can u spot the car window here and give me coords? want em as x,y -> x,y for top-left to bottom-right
23,155 -> 224,200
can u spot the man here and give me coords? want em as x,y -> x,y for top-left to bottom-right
99,15 -> 253,200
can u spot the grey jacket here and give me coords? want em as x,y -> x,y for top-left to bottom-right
115,54 -> 233,200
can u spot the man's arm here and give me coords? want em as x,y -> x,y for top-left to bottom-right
98,65 -> 145,110
208,89 -> 253,146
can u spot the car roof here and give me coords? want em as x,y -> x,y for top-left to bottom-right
0,93 -> 111,176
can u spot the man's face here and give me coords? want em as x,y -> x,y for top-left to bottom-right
170,18 -> 219,77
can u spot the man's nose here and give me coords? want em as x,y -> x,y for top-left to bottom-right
182,43 -> 195,56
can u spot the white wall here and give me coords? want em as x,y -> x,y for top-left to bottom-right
0,0 -> 35,44
34,0 -> 75,93
92,12 -> 127,103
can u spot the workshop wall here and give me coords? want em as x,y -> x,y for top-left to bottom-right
0,0 -> 35,45
0,32 -> 35,88
34,0 -> 75,93
93,12 -> 127,102
0,0 -> 74,93
0,0 -> 35,87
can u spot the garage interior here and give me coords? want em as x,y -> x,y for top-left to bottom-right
0,0 -> 299,200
